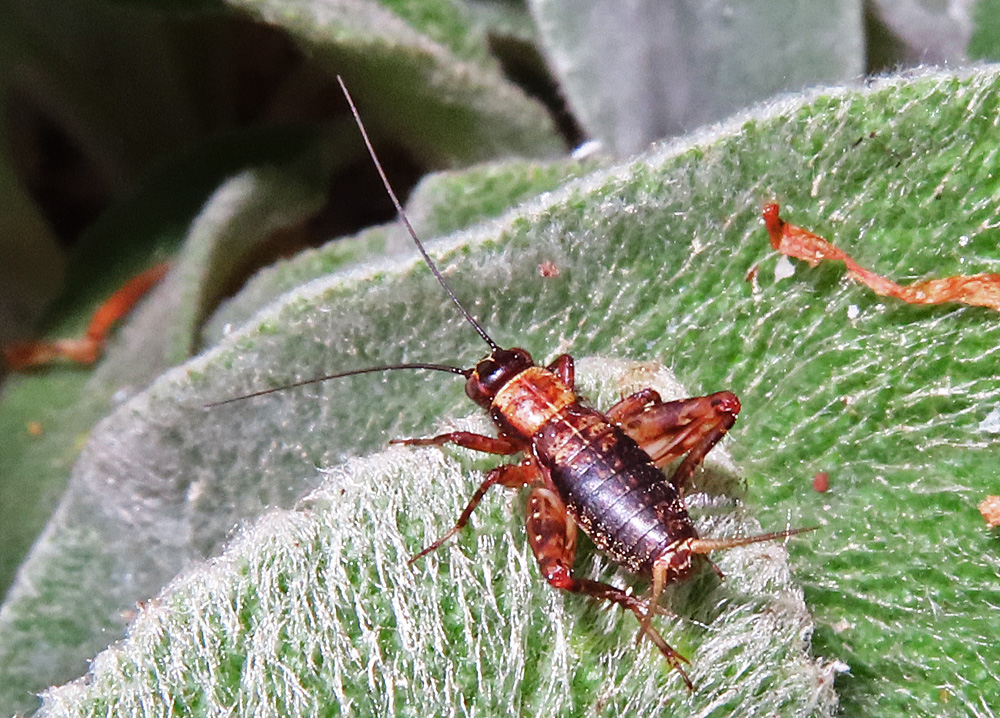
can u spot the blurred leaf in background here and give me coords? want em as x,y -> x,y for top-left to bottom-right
1,0 -> 1000,716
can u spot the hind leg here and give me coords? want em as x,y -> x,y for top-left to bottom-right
608,390 -> 741,490
526,487 -> 692,689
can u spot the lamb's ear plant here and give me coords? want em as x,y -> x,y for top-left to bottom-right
4,0 -> 1000,715
3,65 -> 1000,716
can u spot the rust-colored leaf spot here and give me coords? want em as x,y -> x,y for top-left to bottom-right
538,260 -> 560,278
812,471 -> 830,493
2,262 -> 169,370
762,204 -> 1000,311
979,495 -> 1000,528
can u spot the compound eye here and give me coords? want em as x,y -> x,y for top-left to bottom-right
476,358 -> 500,382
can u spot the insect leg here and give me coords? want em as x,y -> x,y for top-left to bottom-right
638,541 -> 696,653
614,391 -> 741,489
393,431 -> 523,454
605,388 -> 662,424
526,487 -> 693,688
546,354 -> 574,387
410,458 -> 539,563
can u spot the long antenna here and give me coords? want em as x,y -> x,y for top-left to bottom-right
205,363 -> 469,408
337,75 -> 499,352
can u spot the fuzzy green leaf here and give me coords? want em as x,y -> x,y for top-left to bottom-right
34,361 -> 834,716
225,0 -> 563,164
6,66 -> 1000,716
200,156 -> 603,345
528,0 -> 864,154
0,126 -> 335,602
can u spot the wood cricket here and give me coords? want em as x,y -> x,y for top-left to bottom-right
211,77 -> 812,689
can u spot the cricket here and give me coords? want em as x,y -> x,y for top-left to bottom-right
210,76 -> 812,689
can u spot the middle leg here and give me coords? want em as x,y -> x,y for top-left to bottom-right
392,431 -> 524,455
410,458 -> 539,563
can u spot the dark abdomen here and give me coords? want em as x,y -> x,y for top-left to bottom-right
534,404 -> 695,575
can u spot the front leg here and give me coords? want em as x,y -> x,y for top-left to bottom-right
392,431 -> 524,455
610,390 -> 741,490
526,487 -> 693,689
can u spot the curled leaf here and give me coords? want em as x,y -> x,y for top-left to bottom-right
2,263 -> 169,370
762,203 -> 1000,311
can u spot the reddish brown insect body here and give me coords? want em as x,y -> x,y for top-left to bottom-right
213,78 -> 811,689
404,345 -> 798,686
